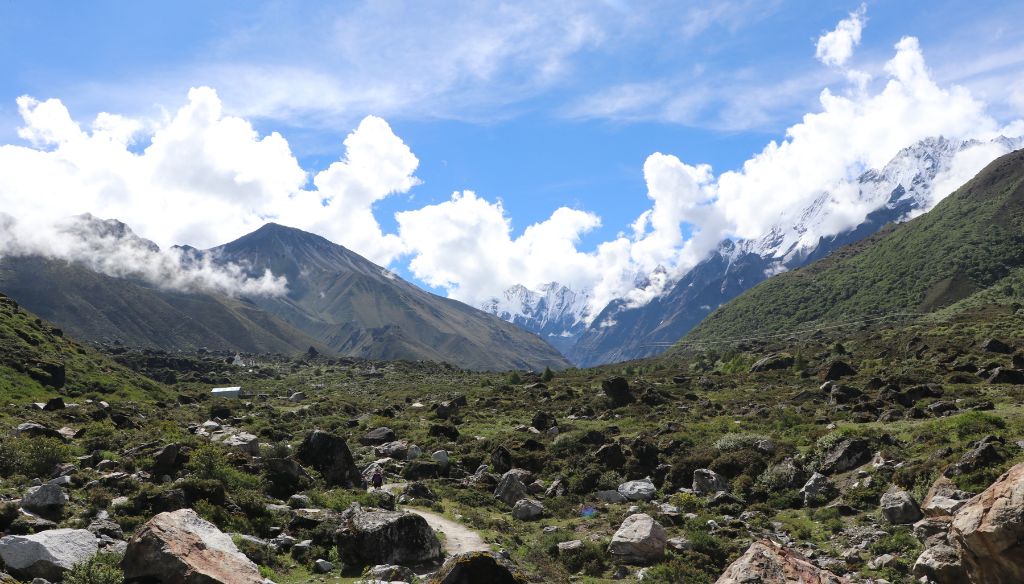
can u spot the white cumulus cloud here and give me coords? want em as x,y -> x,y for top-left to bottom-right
816,5 -> 867,67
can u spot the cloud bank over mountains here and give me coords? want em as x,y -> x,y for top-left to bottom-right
0,9 -> 1021,312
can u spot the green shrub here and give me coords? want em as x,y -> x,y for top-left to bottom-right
0,436 -> 73,478
63,553 -> 123,584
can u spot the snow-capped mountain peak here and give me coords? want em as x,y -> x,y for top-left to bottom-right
479,282 -> 592,354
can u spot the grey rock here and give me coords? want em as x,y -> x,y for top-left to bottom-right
511,498 -> 544,521
0,529 -> 98,581
880,488 -> 923,524
607,513 -> 666,564
692,468 -> 728,495
618,478 -> 656,501
494,473 -> 529,507
20,484 -> 68,513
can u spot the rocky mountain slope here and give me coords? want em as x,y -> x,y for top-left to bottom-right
0,291 -> 163,401
210,223 -> 570,372
0,253 -> 329,356
686,146 -> 1024,344
479,282 -> 591,355
0,220 -> 569,372
568,136 -> 1022,367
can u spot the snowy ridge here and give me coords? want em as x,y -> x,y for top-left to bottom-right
479,282 -> 591,354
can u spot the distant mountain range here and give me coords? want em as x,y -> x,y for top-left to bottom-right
478,283 -> 591,355
482,136 -> 1024,367
685,145 -> 1024,344
0,221 -> 569,372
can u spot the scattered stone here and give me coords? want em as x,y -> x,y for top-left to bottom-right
431,551 -> 528,584
491,445 -> 513,474
817,437 -> 872,475
820,360 -> 857,382
801,473 -> 835,507
913,543 -> 965,583
595,443 -> 626,469
557,540 -> 584,555
14,423 -> 62,440
945,439 -> 1004,476
921,476 -> 972,517
981,338 -> 1014,354
431,449 -> 449,469
692,469 -> 728,495
313,558 -> 334,573
880,488 -> 922,524
122,509 -> 263,584
20,484 -> 68,514
716,540 -> 847,584
608,513 -> 666,564
531,411 -> 557,432
360,427 -> 396,446
602,377 -> 635,406
750,353 -> 795,372
511,498 -> 544,521
0,529 -> 98,581
596,489 -> 627,504
988,367 -> 1024,385
618,478 -> 657,501
365,563 -> 417,582
494,472 -> 529,507
288,391 -> 306,402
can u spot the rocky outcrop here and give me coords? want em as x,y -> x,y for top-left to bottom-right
121,508 -> 263,584
429,551 -> 528,583
607,513 -> 666,564
335,505 -> 442,568
948,462 -> 1024,583
750,354 -> 794,372
0,528 -> 98,581
715,540 -> 847,584
295,430 -> 361,487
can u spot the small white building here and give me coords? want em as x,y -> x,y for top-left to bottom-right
211,386 -> 242,399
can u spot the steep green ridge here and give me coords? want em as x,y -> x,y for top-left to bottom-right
0,256 -> 329,356
0,292 -> 164,401
685,148 -> 1024,344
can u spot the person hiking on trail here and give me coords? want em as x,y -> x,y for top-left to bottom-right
371,468 -> 383,490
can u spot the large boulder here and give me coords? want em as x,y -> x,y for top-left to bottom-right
601,377 -> 635,406
0,528 -> 98,581
360,427 -> 396,446
511,498 -> 544,521
429,551 -> 528,584
800,472 -> 835,507
20,484 -> 68,513
715,540 -> 847,584
949,461 -> 1024,583
121,509 -> 263,584
336,505 -> 442,568
607,513 -> 666,564
913,543 -> 967,583
494,472 -> 529,507
750,353 -> 794,372
817,437 -> 871,475
618,478 -> 656,501
820,360 -> 857,382
880,488 -> 923,524
296,430 -> 361,487
692,469 -> 728,495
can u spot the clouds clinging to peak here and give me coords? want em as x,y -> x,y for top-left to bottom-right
815,4 -> 867,67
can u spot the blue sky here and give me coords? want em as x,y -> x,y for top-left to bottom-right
1,1 -> 1023,308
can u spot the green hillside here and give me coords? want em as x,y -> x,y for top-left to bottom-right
0,292 -> 165,401
685,148 -> 1024,344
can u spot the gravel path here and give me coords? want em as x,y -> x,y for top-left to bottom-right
381,482 -> 490,555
